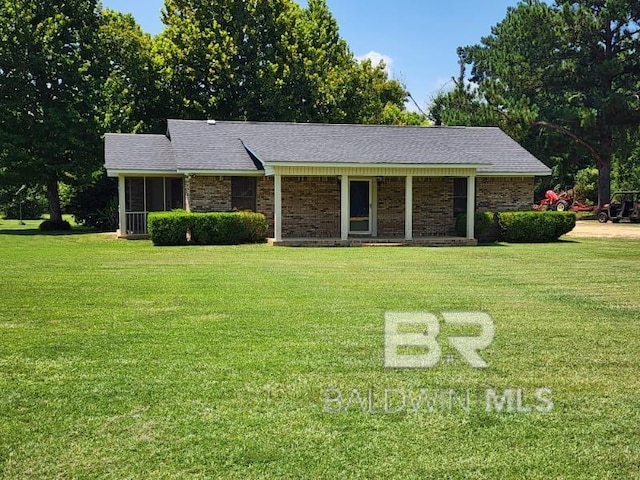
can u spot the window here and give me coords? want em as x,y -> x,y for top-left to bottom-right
165,178 -> 184,210
453,178 -> 477,217
453,178 -> 468,217
231,177 -> 257,211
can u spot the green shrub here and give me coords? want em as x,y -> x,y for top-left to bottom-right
455,211 -> 496,239
498,211 -> 576,243
148,211 -> 268,246
69,172 -> 118,231
574,167 -> 598,203
191,213 -> 234,245
238,211 -> 269,243
39,220 -> 72,231
148,211 -> 194,246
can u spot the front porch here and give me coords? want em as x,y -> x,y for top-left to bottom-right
270,168 -> 478,245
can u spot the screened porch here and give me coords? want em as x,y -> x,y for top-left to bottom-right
119,176 -> 184,236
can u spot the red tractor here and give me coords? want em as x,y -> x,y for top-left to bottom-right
534,190 -> 593,212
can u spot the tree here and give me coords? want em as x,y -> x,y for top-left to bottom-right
154,0 -> 408,124
154,0 -> 300,120
430,0 -> 640,206
100,9 -> 165,134
0,0 -> 105,224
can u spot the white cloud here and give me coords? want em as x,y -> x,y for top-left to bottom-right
357,51 -> 393,75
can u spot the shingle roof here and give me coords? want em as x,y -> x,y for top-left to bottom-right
105,133 -> 174,172
167,120 -> 259,171
105,120 -> 551,175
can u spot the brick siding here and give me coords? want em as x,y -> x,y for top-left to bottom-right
413,177 -> 455,236
282,177 -> 340,238
476,177 -> 534,212
377,177 -> 405,237
256,176 -> 274,237
188,176 -> 231,212
183,174 -> 535,240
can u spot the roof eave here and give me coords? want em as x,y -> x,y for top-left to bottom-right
476,170 -> 552,177
265,161 -> 489,169
106,169 -> 180,177
176,169 -> 263,176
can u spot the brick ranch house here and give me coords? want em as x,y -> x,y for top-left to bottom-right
105,120 -> 551,246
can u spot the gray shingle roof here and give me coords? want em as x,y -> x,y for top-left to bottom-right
167,120 -> 259,171
105,120 -> 551,175
105,133 -> 174,172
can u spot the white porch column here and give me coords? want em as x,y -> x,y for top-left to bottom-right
405,175 -> 413,241
184,175 -> 192,213
340,175 -> 349,240
274,174 -> 282,242
466,174 -> 476,240
118,174 -> 126,238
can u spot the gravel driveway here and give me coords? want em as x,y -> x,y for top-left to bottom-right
565,220 -> 640,239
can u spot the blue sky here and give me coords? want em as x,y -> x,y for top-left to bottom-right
101,0 -> 523,112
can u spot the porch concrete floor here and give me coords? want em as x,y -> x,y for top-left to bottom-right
267,237 -> 477,247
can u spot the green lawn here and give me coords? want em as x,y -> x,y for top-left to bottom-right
0,219 -> 639,479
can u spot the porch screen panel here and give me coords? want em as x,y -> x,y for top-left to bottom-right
125,178 -> 145,212
145,178 -> 165,212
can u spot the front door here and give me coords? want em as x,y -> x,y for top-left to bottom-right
349,179 -> 371,234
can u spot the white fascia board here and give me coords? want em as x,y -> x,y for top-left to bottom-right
266,161 -> 488,169
177,169 -> 265,176
106,169 -> 180,177
476,171 -> 552,177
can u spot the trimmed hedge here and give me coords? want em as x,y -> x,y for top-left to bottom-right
498,211 -> 576,243
147,211 -> 194,246
455,211 -> 496,240
148,211 -> 268,246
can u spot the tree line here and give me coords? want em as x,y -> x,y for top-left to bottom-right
430,0 -> 640,206
2,0 -> 638,226
0,0 -> 422,226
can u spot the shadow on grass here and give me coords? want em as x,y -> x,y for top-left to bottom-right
476,241 -> 508,247
476,238 -> 580,246
0,227 -> 97,236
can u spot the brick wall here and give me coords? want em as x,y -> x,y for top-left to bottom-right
413,177 -> 455,236
477,177 -> 534,212
256,176 -> 274,237
188,176 -> 231,212
184,174 -> 535,240
377,177 -> 405,237
282,177 -> 340,238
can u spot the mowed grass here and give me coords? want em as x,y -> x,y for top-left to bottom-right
0,220 -> 639,479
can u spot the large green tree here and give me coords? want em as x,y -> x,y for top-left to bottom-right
99,9 -> 165,134
154,0 -> 407,123
0,0 -> 105,223
430,0 -> 640,206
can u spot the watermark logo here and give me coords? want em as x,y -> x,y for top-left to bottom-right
384,311 -> 495,368
322,386 -> 553,415
320,311 -> 554,415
